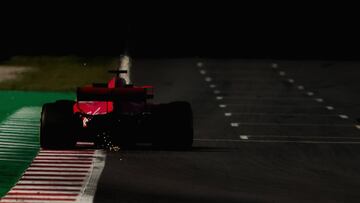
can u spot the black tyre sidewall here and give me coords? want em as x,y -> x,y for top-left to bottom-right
40,101 -> 79,149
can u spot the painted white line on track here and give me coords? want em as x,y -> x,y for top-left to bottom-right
194,138 -> 360,144
338,114 -> 349,119
230,123 -> 239,127
239,135 -> 249,140
326,106 -> 335,110
219,104 -> 227,108
287,78 -> 295,83
205,77 -> 212,82
209,84 -> 216,88
356,125 -> 360,130
279,71 -> 286,76
224,113 -> 232,117
235,135 -> 360,139
306,92 -> 314,96
214,90 -> 221,94
297,85 -> 305,90
315,98 -> 324,103
229,122 -> 352,127
216,96 -> 223,100
271,63 -> 278,69
199,70 -> 206,75
197,62 -> 203,67
221,112 -> 336,117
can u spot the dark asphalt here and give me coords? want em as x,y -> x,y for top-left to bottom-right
94,59 -> 360,203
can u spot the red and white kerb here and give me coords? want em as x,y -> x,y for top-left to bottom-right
0,149 -> 106,203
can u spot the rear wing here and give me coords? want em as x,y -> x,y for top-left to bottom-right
77,87 -> 154,101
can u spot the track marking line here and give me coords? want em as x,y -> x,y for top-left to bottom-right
199,69 -> 206,75
219,104 -> 227,108
338,114 -> 349,119
356,125 -> 360,130
221,112 -> 335,117
297,85 -> 305,90
229,122 -> 353,127
204,77 -> 212,82
235,135 -> 360,139
315,98 -> 324,103
287,78 -> 295,83
230,123 -> 239,127
213,90 -> 221,94
279,71 -> 286,76
216,96 -> 223,100
271,63 -> 278,69
194,138 -> 360,144
306,91 -> 314,96
224,112 -> 232,117
209,84 -> 216,88
239,135 -> 249,140
326,106 -> 335,110
197,62 -> 204,67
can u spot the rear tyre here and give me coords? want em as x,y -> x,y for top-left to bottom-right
154,101 -> 193,149
40,100 -> 79,149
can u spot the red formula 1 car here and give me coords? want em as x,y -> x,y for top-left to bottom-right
40,59 -> 193,150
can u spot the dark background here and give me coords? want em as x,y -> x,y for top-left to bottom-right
0,4 -> 359,60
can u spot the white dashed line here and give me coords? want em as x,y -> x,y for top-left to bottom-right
219,104 -> 227,108
199,70 -> 207,75
271,63 -> 278,69
194,138 -> 360,144
239,135 -> 249,140
326,106 -> 335,110
224,113 -> 232,117
279,71 -> 286,76
315,98 -> 324,103
297,85 -> 305,90
205,77 -> 212,82
306,92 -> 314,96
230,123 -> 239,127
338,114 -> 349,119
214,90 -> 221,94
356,125 -> 360,130
216,96 -> 223,100
197,62 -> 204,67
209,84 -> 216,88
287,78 -> 295,83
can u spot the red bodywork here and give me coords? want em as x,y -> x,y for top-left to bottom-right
73,77 -> 153,126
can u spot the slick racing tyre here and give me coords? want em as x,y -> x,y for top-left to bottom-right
154,101 -> 193,149
40,100 -> 79,149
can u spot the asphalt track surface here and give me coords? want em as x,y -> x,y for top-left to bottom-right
94,59 -> 360,203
